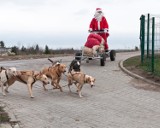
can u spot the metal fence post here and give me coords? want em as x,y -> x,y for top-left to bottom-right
147,14 -> 150,58
140,15 -> 145,64
152,17 -> 155,72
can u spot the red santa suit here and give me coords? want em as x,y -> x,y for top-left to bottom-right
89,8 -> 109,50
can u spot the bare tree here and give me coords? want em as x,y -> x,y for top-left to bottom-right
0,41 -> 5,47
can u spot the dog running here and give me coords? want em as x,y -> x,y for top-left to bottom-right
4,70 -> 49,98
41,59 -> 67,92
67,71 -> 95,97
66,59 -> 95,97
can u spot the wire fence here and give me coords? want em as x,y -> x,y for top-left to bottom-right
140,13 -> 160,75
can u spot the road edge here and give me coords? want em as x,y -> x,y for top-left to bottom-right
119,58 -> 160,86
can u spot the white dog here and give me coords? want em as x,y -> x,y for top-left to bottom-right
0,67 -> 17,96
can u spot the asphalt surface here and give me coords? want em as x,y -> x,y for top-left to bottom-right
1,52 -> 160,128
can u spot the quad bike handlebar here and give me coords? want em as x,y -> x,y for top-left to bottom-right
88,30 -> 109,34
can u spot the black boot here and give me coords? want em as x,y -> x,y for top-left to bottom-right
105,49 -> 109,56
105,49 -> 109,52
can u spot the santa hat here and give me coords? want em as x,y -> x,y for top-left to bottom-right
96,8 -> 102,12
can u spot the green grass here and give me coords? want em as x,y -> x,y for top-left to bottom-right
0,106 -> 10,123
123,55 -> 160,77
123,55 -> 141,68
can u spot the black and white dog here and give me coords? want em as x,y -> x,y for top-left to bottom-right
68,59 -> 81,73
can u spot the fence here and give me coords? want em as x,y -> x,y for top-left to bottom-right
140,13 -> 160,75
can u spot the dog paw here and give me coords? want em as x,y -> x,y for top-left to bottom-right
5,90 -> 9,93
44,88 -> 48,91
30,96 -> 34,98
79,95 -> 83,98
53,87 -> 58,89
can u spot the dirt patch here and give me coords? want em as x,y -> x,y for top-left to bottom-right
126,66 -> 160,92
130,78 -> 160,92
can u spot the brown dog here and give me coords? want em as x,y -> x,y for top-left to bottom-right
41,62 -> 67,92
4,70 -> 49,98
67,71 -> 95,97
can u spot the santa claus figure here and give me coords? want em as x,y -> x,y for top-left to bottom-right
89,8 -> 109,51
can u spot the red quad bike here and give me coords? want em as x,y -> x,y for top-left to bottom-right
75,30 -> 116,66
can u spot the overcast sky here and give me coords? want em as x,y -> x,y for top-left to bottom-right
0,0 -> 160,49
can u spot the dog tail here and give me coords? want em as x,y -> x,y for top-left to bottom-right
48,58 -> 62,65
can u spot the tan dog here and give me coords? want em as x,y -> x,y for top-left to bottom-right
41,62 -> 67,92
0,67 -> 17,96
4,70 -> 49,98
67,71 -> 95,97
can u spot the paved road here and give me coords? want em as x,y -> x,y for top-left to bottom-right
1,52 -> 160,128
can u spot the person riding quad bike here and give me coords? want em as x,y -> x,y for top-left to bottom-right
89,8 -> 109,52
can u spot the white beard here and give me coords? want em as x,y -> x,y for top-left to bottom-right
94,12 -> 103,21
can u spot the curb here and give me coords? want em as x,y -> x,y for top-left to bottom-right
119,59 -> 160,86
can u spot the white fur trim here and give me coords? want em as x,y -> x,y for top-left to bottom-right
89,28 -> 93,31
100,38 -> 105,45
98,21 -> 100,30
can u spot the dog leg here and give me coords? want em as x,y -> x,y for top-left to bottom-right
52,79 -> 63,92
27,83 -> 34,98
75,82 -> 79,93
78,90 -> 83,98
57,79 -> 63,92
0,81 -> 5,96
1,83 -> 6,96
68,84 -> 72,92
51,80 -> 57,89
57,83 -> 63,92
43,84 -> 48,91
77,84 -> 83,98
67,77 -> 73,93
4,83 -> 9,93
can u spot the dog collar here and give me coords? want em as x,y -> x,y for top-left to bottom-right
32,78 -> 36,85
33,73 -> 39,84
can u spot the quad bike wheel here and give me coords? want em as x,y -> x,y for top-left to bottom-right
100,53 -> 106,66
110,50 -> 116,61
